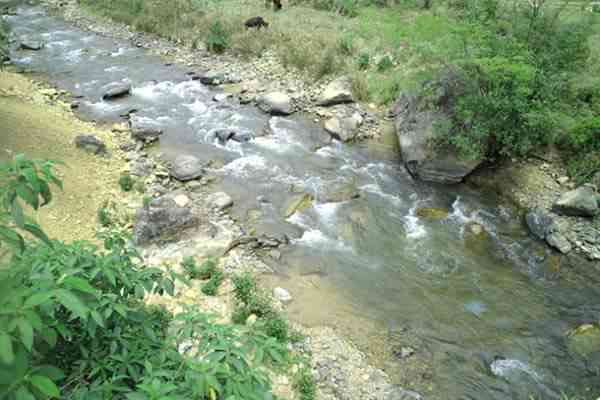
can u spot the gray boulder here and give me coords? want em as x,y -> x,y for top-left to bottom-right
258,92 -> 294,115
553,185 -> 599,217
133,196 -> 196,245
546,231 -> 572,254
392,72 -> 483,184
74,135 -> 106,155
170,154 -> 204,181
324,114 -> 362,142
19,39 -> 44,51
207,192 -> 233,211
199,71 -> 226,85
317,76 -> 353,106
102,82 -> 132,100
129,116 -> 163,142
525,208 -> 553,240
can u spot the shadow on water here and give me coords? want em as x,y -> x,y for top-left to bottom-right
6,6 -> 600,399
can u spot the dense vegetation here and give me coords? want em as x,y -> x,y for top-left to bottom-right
76,0 -> 600,182
0,17 -> 9,61
0,155 -> 314,400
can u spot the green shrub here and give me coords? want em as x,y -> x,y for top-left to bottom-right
118,172 -> 134,192
0,155 -> 289,400
294,367 -> 317,400
207,20 -> 228,53
232,272 -> 258,305
357,52 -> 370,70
97,204 -> 112,227
201,269 -> 224,296
262,314 -> 289,342
338,34 -> 354,56
376,55 -> 393,72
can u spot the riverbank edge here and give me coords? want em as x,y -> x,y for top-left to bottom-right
2,18 -> 417,400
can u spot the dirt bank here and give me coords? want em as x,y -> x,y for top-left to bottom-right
0,69 -> 122,242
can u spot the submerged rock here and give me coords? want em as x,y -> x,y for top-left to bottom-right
415,207 -> 449,219
317,76 -> 353,106
133,196 -> 196,245
283,193 -> 313,217
74,134 -> 106,155
170,155 -> 204,182
102,82 -> 131,100
392,71 -> 483,184
19,38 -> 44,51
566,323 -> 600,358
319,181 -> 360,203
258,92 -> 294,115
553,185 -> 598,217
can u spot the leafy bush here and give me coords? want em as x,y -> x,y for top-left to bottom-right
294,367 -> 317,400
338,34 -> 354,55
425,0 -> 600,177
182,257 -> 219,280
201,269 -> 224,296
376,55 -> 393,72
357,52 -> 370,70
0,155 -> 291,400
118,172 -> 134,192
97,204 -> 112,227
207,20 -> 228,53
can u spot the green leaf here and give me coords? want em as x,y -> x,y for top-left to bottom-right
56,289 -> 88,319
34,365 -> 64,381
23,223 -> 52,247
11,198 -> 25,229
91,310 -> 105,328
15,386 -> 36,400
0,225 -> 25,252
0,332 -> 14,364
24,291 -> 55,309
125,393 -> 147,400
39,180 -> 52,206
17,318 -> 34,352
29,375 -> 60,398
63,276 -> 96,294
16,183 -> 38,210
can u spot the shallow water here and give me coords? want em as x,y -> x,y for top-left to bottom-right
6,7 -> 600,399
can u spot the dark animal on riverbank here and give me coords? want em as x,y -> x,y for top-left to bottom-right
264,0 -> 282,11
245,16 -> 269,30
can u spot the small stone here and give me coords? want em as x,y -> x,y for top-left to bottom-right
173,194 -> 190,207
246,314 -> 258,326
317,76 -> 353,106
213,92 -> 232,102
258,92 -> 294,115
557,176 -> 569,185
273,287 -> 292,304
171,155 -> 204,181
207,192 -> 233,210
102,82 -> 132,100
74,134 -> 106,155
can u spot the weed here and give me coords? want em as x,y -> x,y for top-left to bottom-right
294,367 -> 317,400
357,52 -> 370,70
262,313 -> 289,342
207,20 -> 228,53
376,55 -> 393,72
97,204 -> 112,227
118,172 -> 134,192
338,34 -> 354,56
350,73 -> 370,101
143,195 -> 152,208
201,269 -> 224,296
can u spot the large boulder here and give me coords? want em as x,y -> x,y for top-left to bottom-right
133,196 -> 196,245
553,185 -> 598,217
129,116 -> 163,142
258,92 -> 294,115
392,72 -> 483,184
19,38 -> 44,51
74,135 -> 106,155
317,76 -> 354,106
170,154 -> 204,181
323,113 -> 362,142
102,82 -> 132,100
525,208 -> 553,240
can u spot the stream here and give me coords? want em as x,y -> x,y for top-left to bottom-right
6,6 -> 600,399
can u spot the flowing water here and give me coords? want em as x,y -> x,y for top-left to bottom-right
6,7 -> 600,399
